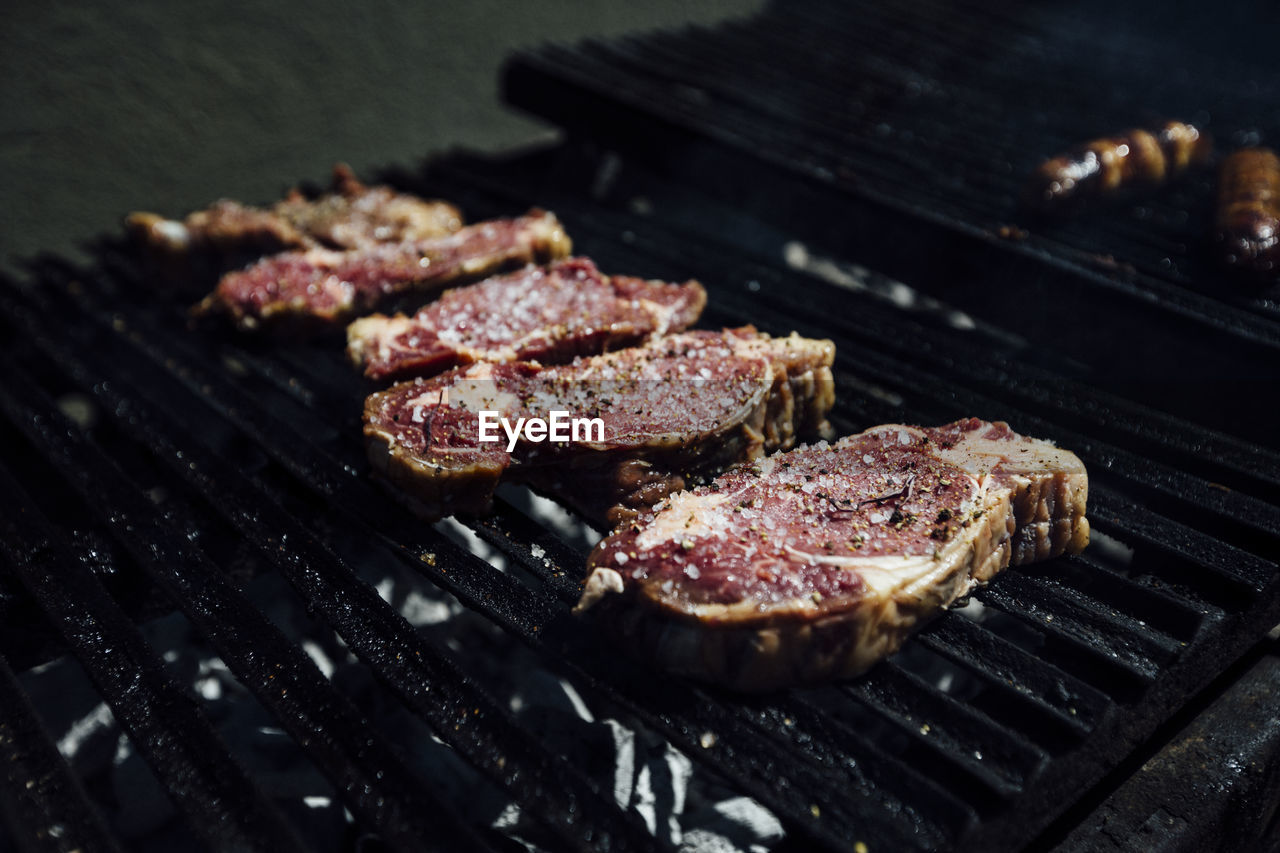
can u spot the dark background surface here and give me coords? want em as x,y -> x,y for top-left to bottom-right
1,0 -> 761,274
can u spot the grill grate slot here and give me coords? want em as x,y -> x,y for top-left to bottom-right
918,617 -> 1109,742
0,466 -> 305,853
1047,555 -> 1208,644
467,499 -> 594,604
0,359 -> 492,852
973,584 -> 1163,700
0,653 -> 124,853
837,666 -> 1050,808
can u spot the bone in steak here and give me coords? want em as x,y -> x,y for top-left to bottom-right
196,209 -> 571,333
127,164 -> 462,282
362,327 -> 835,524
347,257 -> 707,382
576,419 -> 1090,691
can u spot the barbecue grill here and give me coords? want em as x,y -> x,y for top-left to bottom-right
3,1 -> 1280,851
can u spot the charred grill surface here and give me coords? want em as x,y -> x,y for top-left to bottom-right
0,146 -> 1277,851
504,0 -> 1280,442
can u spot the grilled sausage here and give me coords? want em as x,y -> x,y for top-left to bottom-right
1026,121 -> 1211,210
1214,148 -> 1280,278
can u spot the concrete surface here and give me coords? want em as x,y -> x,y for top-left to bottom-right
1,0 -> 762,273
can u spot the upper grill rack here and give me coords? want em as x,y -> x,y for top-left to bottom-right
0,149 -> 1277,853
503,0 -> 1280,443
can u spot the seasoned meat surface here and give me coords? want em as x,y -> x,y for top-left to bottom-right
578,419 -> 1089,691
347,257 -> 706,382
362,328 -> 835,524
196,210 -> 571,333
127,164 -> 462,283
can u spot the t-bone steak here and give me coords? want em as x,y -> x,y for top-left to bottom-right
576,419 -> 1090,691
362,327 -> 835,524
195,209 -> 570,333
347,257 -> 707,382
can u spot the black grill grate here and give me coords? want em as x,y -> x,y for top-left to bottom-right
503,0 -> 1280,443
0,142 -> 1277,851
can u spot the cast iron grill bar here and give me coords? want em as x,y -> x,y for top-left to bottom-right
469,496 -> 593,603
1070,543 -> 1230,620
0,653 -> 124,853
0,467 -> 306,853
0,369 -> 494,853
917,616 -> 1110,740
0,289 -> 661,853
721,697 -> 979,843
983,571 -> 1188,669
1044,554 -> 1209,644
845,660 -> 1050,790
774,687 -> 1025,813
644,9 -> 1024,157
551,36 -> 1009,213
568,34 -> 1016,213
514,40 -> 1062,240
2,274 -> 938,851
971,586 -> 1161,700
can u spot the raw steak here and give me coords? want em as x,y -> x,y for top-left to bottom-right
577,419 -> 1089,691
347,257 -> 706,381
127,164 -> 462,283
362,328 -> 835,523
196,209 -> 570,333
